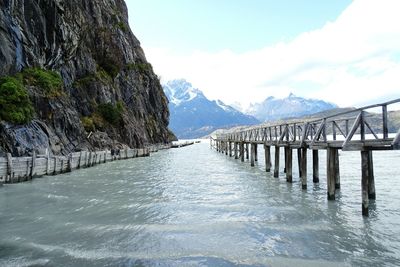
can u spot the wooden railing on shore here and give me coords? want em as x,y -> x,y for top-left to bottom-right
0,143 -> 171,184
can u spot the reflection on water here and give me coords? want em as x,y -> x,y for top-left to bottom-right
0,142 -> 400,266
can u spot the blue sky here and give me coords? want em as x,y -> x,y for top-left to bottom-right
127,0 -> 351,53
126,0 -> 400,108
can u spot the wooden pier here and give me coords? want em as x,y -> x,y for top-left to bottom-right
211,99 -> 400,216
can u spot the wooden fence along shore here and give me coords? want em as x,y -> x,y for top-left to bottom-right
0,143 -> 171,185
211,98 -> 400,216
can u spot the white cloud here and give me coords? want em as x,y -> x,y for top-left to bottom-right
141,0 -> 400,108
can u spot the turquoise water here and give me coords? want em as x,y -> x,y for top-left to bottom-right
0,142 -> 400,266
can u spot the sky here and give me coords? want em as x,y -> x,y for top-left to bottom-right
126,0 -> 400,109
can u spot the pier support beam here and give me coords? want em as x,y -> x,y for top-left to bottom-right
312,150 -> 319,183
367,151 -> 376,200
300,148 -> 307,190
264,144 -> 271,172
240,142 -> 245,162
234,142 -> 239,159
285,147 -> 293,183
228,142 -> 232,157
245,143 -> 249,159
327,147 -> 337,200
297,148 -> 302,177
335,151 -> 340,189
361,150 -> 375,216
254,144 -> 258,162
250,143 -> 256,167
274,146 -> 280,178
225,142 -> 228,155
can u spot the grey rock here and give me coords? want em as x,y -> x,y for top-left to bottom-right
0,0 -> 175,156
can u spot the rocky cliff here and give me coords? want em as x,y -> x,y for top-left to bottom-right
0,0 -> 174,156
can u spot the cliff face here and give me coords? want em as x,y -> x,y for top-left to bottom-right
0,0 -> 174,156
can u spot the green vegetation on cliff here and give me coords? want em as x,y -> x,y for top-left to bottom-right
21,68 -> 63,97
0,76 -> 34,124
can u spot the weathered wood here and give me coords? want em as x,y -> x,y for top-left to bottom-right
285,147 -> 292,183
264,144 -> 271,172
46,152 -> 51,175
360,111 -> 365,141
342,112 -> 362,149
301,148 -> 307,189
245,143 -> 249,159
312,150 -> 319,183
361,150 -> 370,216
367,151 -> 376,199
297,148 -> 302,177
67,154 -> 72,172
228,142 -> 232,157
30,151 -> 36,178
393,129 -> 400,149
234,142 -> 239,159
327,148 -> 336,200
254,144 -> 258,162
240,142 -> 245,162
250,143 -> 255,167
6,153 -> 13,180
283,147 -> 287,173
334,149 -> 340,189
382,104 -> 388,139
274,146 -> 280,178
53,157 -> 58,175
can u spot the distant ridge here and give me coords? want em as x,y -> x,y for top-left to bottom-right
163,79 -> 259,139
246,93 -> 338,122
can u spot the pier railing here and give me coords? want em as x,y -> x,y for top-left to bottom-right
216,98 -> 400,151
0,143 -> 171,184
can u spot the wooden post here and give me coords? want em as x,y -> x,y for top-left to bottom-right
245,143 -> 249,159
254,144 -> 258,162
30,151 -> 36,178
283,147 -> 287,173
6,153 -> 13,183
335,149 -> 340,189
301,148 -> 307,189
53,157 -> 58,175
67,154 -> 72,172
228,142 -> 232,157
250,143 -> 255,167
240,142 -> 245,162
225,142 -> 228,155
361,150 -> 370,216
285,147 -> 293,183
78,152 -> 82,169
367,151 -> 375,199
46,150 -> 51,175
312,150 -> 319,183
264,144 -> 271,172
297,148 -> 302,177
382,104 -> 388,139
234,142 -> 239,159
274,146 -> 280,178
104,151 -> 107,163
327,148 -> 336,200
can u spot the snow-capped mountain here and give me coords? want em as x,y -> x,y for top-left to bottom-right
246,93 -> 337,122
163,79 -> 259,139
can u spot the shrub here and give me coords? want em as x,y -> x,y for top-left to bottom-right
126,62 -> 152,73
0,76 -> 34,124
97,102 -> 124,125
22,68 -> 63,97
81,116 -> 95,132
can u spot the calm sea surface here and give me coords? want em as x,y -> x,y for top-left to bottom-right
1,142 -> 400,267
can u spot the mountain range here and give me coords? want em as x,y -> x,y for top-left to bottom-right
163,80 -> 259,139
246,93 -> 338,122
